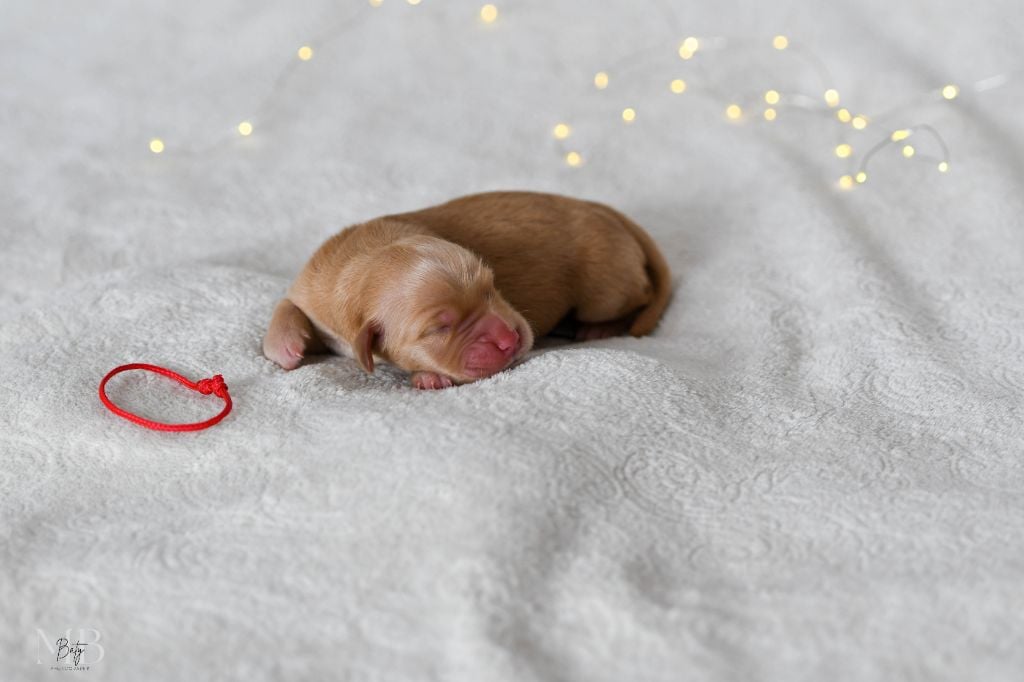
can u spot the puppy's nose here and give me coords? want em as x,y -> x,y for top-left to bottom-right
478,314 -> 519,353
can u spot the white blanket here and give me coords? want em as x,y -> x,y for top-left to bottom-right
3,0 -> 1023,679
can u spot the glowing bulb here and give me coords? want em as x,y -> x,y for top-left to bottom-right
902,145 -> 915,158
670,79 -> 687,94
772,35 -> 789,50
678,37 -> 698,60
237,121 -> 253,136
565,151 -> 582,167
764,89 -> 780,105
851,115 -> 868,130
552,123 -> 571,139
297,45 -> 313,61
838,175 -> 854,190
593,71 -> 609,90
937,161 -> 950,173
763,108 -> 777,121
855,171 -> 868,184
824,89 -> 840,107
407,0 -> 421,5
725,104 -> 742,120
837,108 -> 852,123
369,0 -> 382,5
480,4 -> 498,22
942,84 -> 959,100
891,129 -> 912,142
835,143 -> 852,158
148,138 -> 164,154
621,107 -> 636,123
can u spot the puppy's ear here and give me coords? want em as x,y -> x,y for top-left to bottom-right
352,321 -> 379,373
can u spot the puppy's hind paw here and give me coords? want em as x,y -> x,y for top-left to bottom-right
411,371 -> 455,390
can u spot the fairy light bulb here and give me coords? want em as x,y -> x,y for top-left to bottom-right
552,123 -> 571,139
855,171 -> 868,184
937,161 -> 950,173
149,138 -> 165,154
670,79 -> 687,94
565,151 -> 582,167
593,71 -> 609,90
764,108 -> 777,121
824,89 -> 840,107
942,84 -> 959,100
837,108 -> 852,123
621,107 -> 636,123
297,45 -> 313,61
237,121 -> 253,136
369,0 -> 383,5
725,104 -> 742,120
891,129 -> 912,142
902,144 -> 915,158
772,35 -> 789,50
835,143 -> 853,158
838,175 -> 854,190
480,4 -> 498,23
678,37 -> 699,59
764,89 -> 780,105
407,0 -> 421,5
851,115 -> 868,130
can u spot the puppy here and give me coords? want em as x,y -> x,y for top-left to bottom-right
263,191 -> 671,389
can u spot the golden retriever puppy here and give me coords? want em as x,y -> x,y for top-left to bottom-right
263,191 -> 671,389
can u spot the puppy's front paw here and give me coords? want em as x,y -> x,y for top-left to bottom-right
411,371 -> 455,390
263,329 -> 311,371
575,319 -> 631,341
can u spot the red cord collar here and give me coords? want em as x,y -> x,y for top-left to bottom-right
99,363 -> 232,431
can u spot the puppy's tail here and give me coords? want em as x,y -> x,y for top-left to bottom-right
590,203 -> 673,337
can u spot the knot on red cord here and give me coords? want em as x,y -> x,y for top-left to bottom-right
195,374 -> 229,398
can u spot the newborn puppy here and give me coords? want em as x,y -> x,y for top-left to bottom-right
263,191 -> 671,389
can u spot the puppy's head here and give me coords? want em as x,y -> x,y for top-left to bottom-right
352,236 -> 533,384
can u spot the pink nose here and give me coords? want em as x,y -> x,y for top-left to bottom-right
477,314 -> 519,354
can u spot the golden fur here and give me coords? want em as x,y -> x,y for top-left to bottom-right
263,191 -> 672,389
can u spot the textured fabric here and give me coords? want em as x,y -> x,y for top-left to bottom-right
3,0 -> 1024,680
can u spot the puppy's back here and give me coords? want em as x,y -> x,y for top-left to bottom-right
387,191 -> 671,337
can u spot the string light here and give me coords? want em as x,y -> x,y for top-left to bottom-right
670,79 -> 687,94
824,89 -> 840,107
622,107 -> 636,123
937,161 -> 950,173
835,143 -> 853,158
838,175 -> 854,190
891,129 -> 912,141
480,4 -> 498,23
851,115 -> 868,130
369,0 -> 382,6
593,71 -> 609,89
407,0 -> 421,5
297,45 -> 313,61
902,144 -> 915,158
552,123 -> 571,139
837,108 -> 852,123
942,84 -> 959,100
565,151 -> 582,167
764,108 -> 777,121
149,138 -> 165,154
725,104 -> 742,120
764,89 -> 780,104
237,121 -> 253,136
772,35 -> 789,50
855,171 -> 868,184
